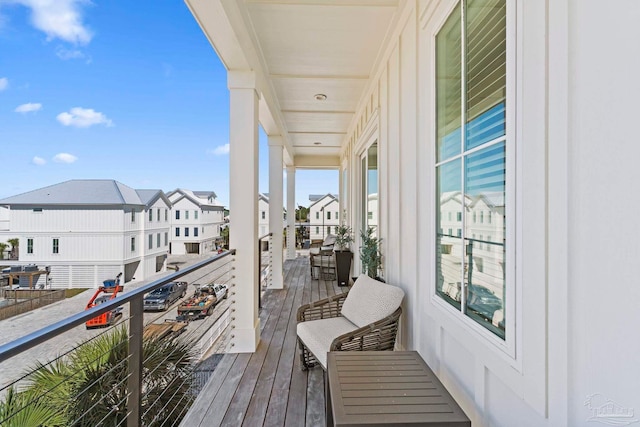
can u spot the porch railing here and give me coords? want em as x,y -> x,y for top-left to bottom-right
258,232 -> 272,309
0,250 -> 236,427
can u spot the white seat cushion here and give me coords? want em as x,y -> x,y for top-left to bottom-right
340,274 -> 405,328
297,316 -> 358,369
323,234 -> 336,246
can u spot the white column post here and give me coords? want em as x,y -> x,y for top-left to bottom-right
286,166 -> 296,260
228,71 -> 260,352
268,136 -> 284,289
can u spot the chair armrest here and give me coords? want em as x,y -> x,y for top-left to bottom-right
297,292 -> 349,322
330,307 -> 402,352
310,239 -> 324,249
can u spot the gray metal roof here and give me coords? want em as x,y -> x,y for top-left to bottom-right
0,180 -> 148,206
135,189 -> 171,208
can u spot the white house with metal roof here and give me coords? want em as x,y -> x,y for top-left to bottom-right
308,194 -> 339,241
0,180 -> 171,288
166,189 -> 225,255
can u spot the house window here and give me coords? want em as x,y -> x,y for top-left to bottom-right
131,237 -> 136,252
157,208 -> 160,220
336,211 -> 339,219
185,227 -> 189,237
149,209 -> 153,222
194,227 -> 199,237
27,238 -> 33,254
131,209 -> 135,223
435,0 -> 507,340
148,234 -> 153,250
315,227 -> 319,234
327,211 -> 331,220
164,232 -> 168,246
52,238 -> 59,254
327,226 -> 331,234
33,208 -> 43,213
157,233 -> 161,248
176,210 -> 180,220
316,212 -> 319,220
175,227 -> 180,237
361,142 -> 378,236
195,211 -> 198,220
261,211 -> 266,220
185,211 -> 189,220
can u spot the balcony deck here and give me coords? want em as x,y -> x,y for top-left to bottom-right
181,252 -> 343,427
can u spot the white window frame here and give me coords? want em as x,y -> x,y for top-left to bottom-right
428,0 -> 517,360
52,238 -> 59,254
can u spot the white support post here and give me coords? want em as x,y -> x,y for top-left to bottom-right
228,71 -> 260,352
268,136 -> 284,289
286,166 -> 296,260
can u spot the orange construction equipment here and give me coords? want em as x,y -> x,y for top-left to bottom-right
85,283 -> 124,329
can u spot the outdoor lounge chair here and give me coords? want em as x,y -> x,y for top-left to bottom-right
309,234 -> 337,280
296,274 -> 405,370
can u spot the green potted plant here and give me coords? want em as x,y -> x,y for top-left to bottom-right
333,222 -> 354,287
360,226 -> 382,280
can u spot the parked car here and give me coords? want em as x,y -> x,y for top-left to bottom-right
176,283 -> 228,320
466,284 -> 502,321
143,281 -> 188,311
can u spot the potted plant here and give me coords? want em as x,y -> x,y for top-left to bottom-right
333,222 -> 354,287
360,226 -> 382,280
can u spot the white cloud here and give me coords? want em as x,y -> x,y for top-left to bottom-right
13,0 -> 93,45
55,46 -> 84,60
15,102 -> 42,113
56,107 -> 113,128
208,144 -> 230,156
32,156 -> 46,165
0,77 -> 7,91
52,152 -> 77,163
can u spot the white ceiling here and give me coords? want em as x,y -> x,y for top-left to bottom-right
186,0 -> 400,164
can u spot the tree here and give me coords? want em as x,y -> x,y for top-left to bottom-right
0,326 -> 195,427
221,226 -> 229,248
7,238 -> 19,259
295,205 -> 309,221
0,242 -> 7,260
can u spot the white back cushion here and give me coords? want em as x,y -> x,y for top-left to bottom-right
340,274 -> 404,328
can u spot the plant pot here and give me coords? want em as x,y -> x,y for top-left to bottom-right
334,250 -> 353,287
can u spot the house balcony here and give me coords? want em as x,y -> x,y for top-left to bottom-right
0,248 -> 341,426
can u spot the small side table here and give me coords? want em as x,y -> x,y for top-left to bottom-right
326,351 -> 471,426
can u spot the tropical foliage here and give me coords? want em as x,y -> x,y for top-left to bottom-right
360,226 -> 382,278
0,326 -> 195,427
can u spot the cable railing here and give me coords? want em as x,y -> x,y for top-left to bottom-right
0,249 -> 236,427
258,232 -> 272,310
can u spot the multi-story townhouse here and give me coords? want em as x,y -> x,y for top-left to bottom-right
0,180 -> 171,288
308,194 -> 339,241
167,189 -> 225,255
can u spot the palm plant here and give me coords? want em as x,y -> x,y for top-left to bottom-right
334,223 -> 354,251
0,242 -> 7,260
0,325 -> 195,427
0,386 -> 66,427
7,238 -> 19,259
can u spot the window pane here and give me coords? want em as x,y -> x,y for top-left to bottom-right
367,142 -> 378,234
436,158 -> 462,310
464,142 -> 505,338
436,3 -> 462,162
465,0 -> 506,150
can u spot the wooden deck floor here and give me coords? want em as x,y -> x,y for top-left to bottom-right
181,253 -> 343,427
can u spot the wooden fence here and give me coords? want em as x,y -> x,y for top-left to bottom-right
0,290 -> 66,321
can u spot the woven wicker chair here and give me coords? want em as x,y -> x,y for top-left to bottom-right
296,274 -> 404,370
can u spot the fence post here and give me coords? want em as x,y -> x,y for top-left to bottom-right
127,294 -> 144,426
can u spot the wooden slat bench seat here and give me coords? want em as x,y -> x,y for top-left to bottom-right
326,351 -> 471,426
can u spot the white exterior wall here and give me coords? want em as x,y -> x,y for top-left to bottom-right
337,1 -> 640,425
0,204 -> 170,288
169,196 -> 224,255
309,197 -> 339,241
258,198 -> 269,237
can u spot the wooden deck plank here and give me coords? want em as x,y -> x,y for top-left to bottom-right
242,258 -> 305,426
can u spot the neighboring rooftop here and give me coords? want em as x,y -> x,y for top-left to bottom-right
0,180 -> 158,206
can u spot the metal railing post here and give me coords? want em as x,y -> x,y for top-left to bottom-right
127,294 -> 144,427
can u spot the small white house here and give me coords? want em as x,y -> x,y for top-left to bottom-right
0,180 -> 171,288
167,189 -> 225,255
308,194 -> 339,241
258,193 -> 270,237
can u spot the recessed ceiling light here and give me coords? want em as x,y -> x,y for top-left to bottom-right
314,94 -> 327,101
313,141 -> 322,145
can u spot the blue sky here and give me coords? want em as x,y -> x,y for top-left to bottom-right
0,0 -> 337,207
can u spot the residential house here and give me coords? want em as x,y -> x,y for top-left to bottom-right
167,189 -> 225,255
258,193 -> 269,237
308,193 -> 339,241
0,180 -> 171,288
183,0 -> 640,425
